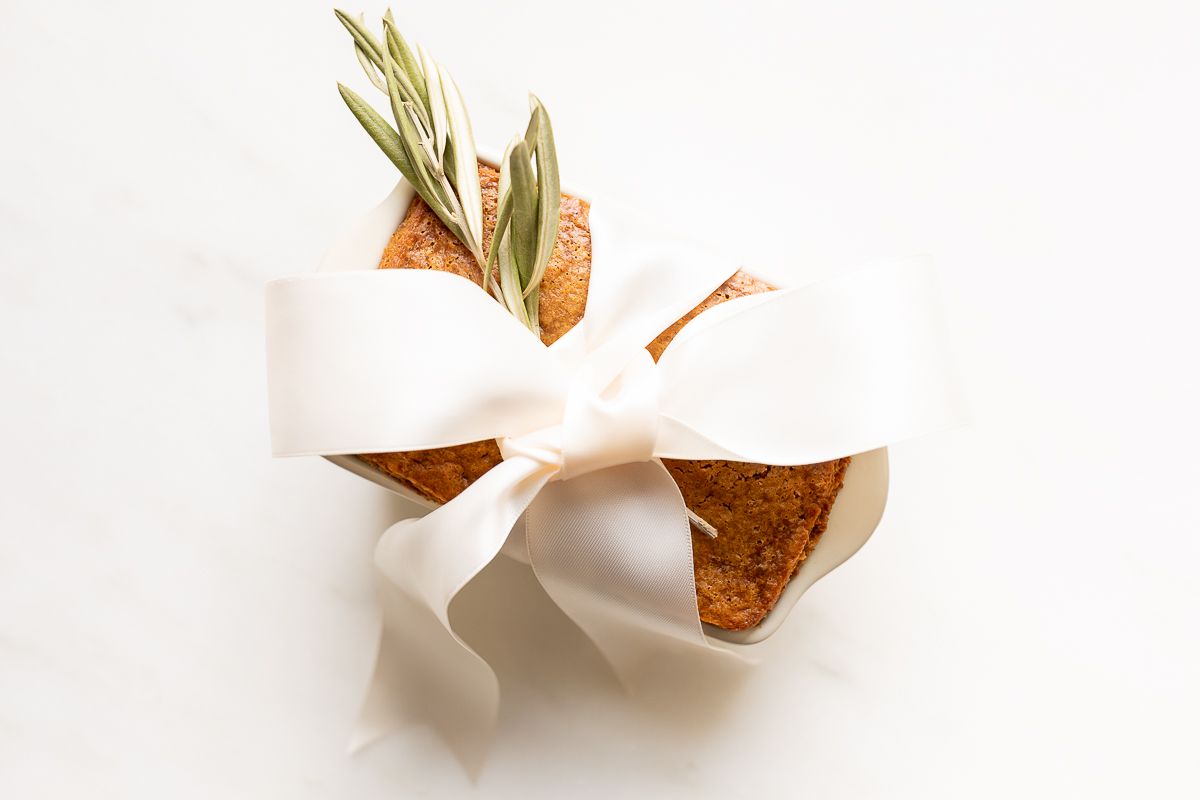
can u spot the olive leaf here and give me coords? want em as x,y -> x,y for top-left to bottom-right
418,44 -> 449,164
524,95 -> 560,300
508,139 -> 538,285
440,66 -> 483,249
482,189 -> 512,291
383,13 -> 428,110
337,83 -> 416,185
354,43 -> 387,92
496,139 -> 531,329
334,9 -> 384,65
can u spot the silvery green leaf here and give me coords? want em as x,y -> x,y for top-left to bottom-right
410,120 -> 458,224
482,188 -> 513,289
393,94 -> 460,240
521,106 -> 540,151
384,52 -> 434,178
418,44 -> 449,162
381,47 -> 408,134
395,107 -> 436,197
496,143 -> 530,327
497,143 -> 513,239
498,228 -> 528,328
439,65 -> 483,250
443,140 -> 458,185
393,64 -> 432,128
380,45 -> 430,132
337,83 -> 418,186
524,97 -> 561,298
398,115 -> 446,214
508,139 -> 537,285
524,283 -> 540,334
498,232 -> 528,328
383,16 -> 429,111
354,43 -> 387,93
334,10 -> 384,66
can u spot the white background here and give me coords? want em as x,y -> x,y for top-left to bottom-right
2,0 -> 1198,797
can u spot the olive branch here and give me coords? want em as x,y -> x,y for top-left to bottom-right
335,9 -> 560,336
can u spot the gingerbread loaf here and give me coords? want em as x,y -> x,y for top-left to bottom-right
356,165 -> 850,631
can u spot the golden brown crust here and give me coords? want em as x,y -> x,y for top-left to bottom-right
357,164 -> 849,631
666,457 -> 849,629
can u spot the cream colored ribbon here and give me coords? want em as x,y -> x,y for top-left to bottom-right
265,188 -> 962,768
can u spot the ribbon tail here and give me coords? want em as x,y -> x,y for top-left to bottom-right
351,455 -> 552,773
525,461 -> 751,704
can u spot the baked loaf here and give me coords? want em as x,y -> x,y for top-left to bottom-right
357,165 -> 849,630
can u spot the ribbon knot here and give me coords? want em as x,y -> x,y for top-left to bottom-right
500,345 -> 660,481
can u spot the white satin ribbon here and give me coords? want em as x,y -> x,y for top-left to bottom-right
265,194 -> 962,768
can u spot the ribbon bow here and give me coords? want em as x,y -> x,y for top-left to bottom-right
265,184 -> 961,769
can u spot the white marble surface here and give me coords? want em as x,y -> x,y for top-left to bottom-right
3,1 -> 1198,796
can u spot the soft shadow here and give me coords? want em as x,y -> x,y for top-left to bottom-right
449,555 -> 755,747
